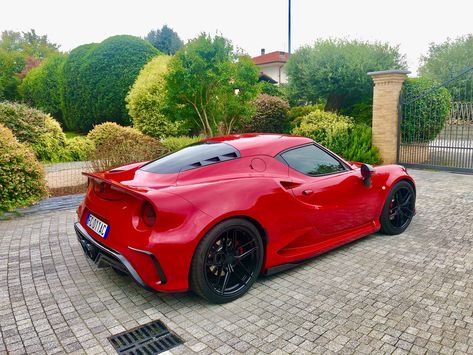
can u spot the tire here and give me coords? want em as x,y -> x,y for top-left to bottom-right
190,218 -> 264,303
380,180 -> 416,235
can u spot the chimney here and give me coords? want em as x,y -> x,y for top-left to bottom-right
261,48 -> 265,55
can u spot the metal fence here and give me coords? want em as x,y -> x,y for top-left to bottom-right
44,161 -> 91,196
398,67 -> 473,172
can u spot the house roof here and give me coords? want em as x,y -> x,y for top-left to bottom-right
252,51 -> 288,65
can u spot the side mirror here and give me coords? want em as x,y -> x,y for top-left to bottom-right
360,163 -> 374,187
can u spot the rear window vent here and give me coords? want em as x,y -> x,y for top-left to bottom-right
204,156 -> 221,163
141,142 -> 240,174
222,152 -> 238,159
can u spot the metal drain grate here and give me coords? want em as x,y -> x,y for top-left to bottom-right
108,320 -> 183,354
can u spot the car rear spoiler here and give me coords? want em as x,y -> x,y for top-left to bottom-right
82,171 -> 153,202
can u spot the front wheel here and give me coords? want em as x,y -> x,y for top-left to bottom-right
190,218 -> 264,303
380,180 -> 416,235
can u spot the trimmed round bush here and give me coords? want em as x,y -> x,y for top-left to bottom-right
161,136 -> 202,153
0,101 -> 67,162
292,110 -> 381,164
20,53 -> 67,122
244,94 -> 290,133
0,124 -> 47,211
64,136 -> 95,162
87,122 -> 125,146
126,55 -> 184,138
292,109 -> 354,152
402,77 -> 451,142
87,122 -> 165,171
62,35 -> 159,132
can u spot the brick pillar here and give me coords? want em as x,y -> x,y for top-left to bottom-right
368,70 -> 410,164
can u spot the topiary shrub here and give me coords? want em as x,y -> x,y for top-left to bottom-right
20,53 -> 67,123
62,36 -> 159,132
0,101 -> 67,162
87,122 -> 165,171
402,77 -> 452,142
0,124 -> 47,211
64,136 -> 95,162
244,94 -> 290,133
292,110 -> 382,164
126,55 -> 184,138
161,136 -> 202,153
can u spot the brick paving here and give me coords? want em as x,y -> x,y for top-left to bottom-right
1,169 -> 473,354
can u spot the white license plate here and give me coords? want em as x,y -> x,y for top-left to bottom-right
86,213 -> 109,238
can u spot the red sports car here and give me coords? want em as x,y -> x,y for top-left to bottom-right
75,134 -> 416,303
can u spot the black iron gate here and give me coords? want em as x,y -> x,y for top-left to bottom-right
398,67 -> 473,173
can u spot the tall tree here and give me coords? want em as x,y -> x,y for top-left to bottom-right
0,29 -> 59,100
165,34 -> 260,137
286,39 -> 407,111
419,35 -> 473,83
145,25 -> 183,55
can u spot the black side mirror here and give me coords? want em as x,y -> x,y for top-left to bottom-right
360,163 -> 374,187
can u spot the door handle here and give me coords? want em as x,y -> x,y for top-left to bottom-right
302,189 -> 313,196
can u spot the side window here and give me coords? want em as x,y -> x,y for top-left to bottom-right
280,144 -> 346,176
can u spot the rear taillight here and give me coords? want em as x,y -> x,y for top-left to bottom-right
141,202 -> 156,227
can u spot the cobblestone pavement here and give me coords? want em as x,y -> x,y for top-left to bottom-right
1,169 -> 473,354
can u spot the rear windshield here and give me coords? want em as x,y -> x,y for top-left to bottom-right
141,142 -> 240,174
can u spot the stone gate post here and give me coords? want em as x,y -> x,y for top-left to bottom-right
368,70 -> 410,164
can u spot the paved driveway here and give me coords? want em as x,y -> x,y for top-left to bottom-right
1,170 -> 473,354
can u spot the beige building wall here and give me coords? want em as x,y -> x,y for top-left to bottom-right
258,63 -> 287,85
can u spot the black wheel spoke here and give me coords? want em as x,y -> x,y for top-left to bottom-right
236,247 -> 256,260
236,259 -> 252,277
221,269 -> 231,294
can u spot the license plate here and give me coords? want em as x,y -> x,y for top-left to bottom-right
86,213 -> 109,239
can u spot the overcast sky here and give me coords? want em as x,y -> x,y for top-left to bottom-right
2,0 -> 472,73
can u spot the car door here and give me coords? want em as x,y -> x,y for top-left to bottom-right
279,144 -> 380,237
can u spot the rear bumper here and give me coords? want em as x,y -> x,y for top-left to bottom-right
74,222 -> 166,291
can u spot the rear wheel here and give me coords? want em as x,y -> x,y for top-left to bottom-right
190,218 -> 264,303
380,181 -> 416,235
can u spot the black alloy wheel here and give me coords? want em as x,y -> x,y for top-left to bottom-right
190,218 -> 263,303
380,180 -> 416,235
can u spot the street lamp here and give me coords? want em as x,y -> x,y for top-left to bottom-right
288,0 -> 292,56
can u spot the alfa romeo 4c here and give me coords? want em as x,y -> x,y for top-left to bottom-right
75,134 -> 416,303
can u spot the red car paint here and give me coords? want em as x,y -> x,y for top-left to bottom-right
76,134 -> 415,293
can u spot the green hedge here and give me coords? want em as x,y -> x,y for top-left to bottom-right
62,36 -> 159,132
0,124 -> 47,211
402,77 -> 451,142
292,109 -> 382,164
20,53 -> 66,123
0,101 -> 68,162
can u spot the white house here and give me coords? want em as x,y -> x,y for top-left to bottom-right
252,49 -> 288,85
